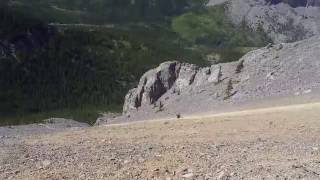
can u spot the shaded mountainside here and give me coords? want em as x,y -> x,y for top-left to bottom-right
0,26 -> 205,120
6,0 -> 208,24
0,2 -> 208,125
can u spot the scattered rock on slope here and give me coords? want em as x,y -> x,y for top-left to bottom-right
0,118 -> 89,139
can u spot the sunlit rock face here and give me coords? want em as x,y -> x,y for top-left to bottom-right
227,0 -> 320,43
265,0 -> 320,7
306,0 -> 320,6
208,0 -> 320,8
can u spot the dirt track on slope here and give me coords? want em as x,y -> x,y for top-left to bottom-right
1,102 -> 320,179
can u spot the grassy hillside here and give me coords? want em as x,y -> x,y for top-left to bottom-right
8,0 -> 208,24
172,5 -> 270,62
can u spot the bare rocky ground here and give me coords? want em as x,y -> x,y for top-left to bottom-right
1,99 -> 320,179
0,118 -> 90,179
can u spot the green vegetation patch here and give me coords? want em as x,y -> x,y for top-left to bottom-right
172,5 -> 268,47
7,0 -> 206,24
172,4 -> 270,62
0,104 -> 122,126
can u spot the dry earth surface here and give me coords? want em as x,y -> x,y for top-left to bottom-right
1,99 -> 320,179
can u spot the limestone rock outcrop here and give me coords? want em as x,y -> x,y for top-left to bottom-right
122,36 -> 320,118
123,61 -> 225,114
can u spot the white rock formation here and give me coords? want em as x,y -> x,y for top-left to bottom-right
120,36 -> 320,119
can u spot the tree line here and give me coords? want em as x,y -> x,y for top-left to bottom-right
4,0 -> 208,24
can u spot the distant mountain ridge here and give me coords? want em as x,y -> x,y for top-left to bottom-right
209,0 -> 320,43
209,0 -> 320,7
267,0 -> 320,7
6,0 -> 206,24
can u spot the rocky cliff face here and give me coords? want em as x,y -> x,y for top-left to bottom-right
209,0 -> 320,7
266,0 -> 320,7
114,36 -> 320,123
209,0 -> 320,43
307,0 -> 320,6
227,0 -> 320,43
122,61 -> 223,114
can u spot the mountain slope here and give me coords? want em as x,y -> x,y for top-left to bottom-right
100,36 -> 320,123
7,0 -> 204,24
2,100 -> 320,179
